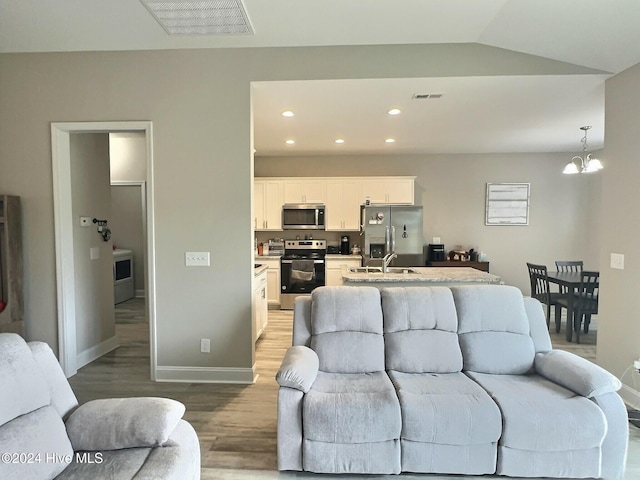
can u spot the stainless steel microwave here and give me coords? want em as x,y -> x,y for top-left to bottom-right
282,204 -> 325,230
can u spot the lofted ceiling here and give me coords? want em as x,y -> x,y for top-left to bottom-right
2,0 -> 640,155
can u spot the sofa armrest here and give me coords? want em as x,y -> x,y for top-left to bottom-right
275,345 -> 319,393
535,350 -> 621,398
65,397 -> 185,451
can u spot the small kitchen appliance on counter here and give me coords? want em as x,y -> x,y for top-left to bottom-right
280,239 -> 327,309
426,243 -> 446,263
340,235 -> 350,255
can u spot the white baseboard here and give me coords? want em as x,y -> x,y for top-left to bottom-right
620,384 -> 640,410
155,364 -> 257,384
76,336 -> 119,370
135,290 -> 145,298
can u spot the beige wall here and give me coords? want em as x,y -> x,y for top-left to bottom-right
0,43 -> 610,381
598,62 -> 640,407
70,133 -> 115,357
256,153 -> 599,293
110,132 -> 147,295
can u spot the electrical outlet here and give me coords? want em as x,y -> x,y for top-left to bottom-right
433,237 -> 441,244
200,338 -> 210,353
186,252 -> 210,267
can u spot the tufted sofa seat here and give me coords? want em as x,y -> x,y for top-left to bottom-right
276,285 -> 628,478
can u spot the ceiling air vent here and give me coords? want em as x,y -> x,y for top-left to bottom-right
412,93 -> 443,99
140,0 -> 254,36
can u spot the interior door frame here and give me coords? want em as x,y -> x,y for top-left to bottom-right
51,121 -> 157,379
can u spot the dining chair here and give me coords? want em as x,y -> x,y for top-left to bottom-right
555,260 -> 583,273
526,263 -> 565,329
556,271 -> 599,344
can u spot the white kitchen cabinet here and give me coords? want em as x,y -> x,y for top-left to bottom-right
325,179 -> 362,231
361,177 -> 415,205
325,256 -> 362,286
254,179 -> 283,230
253,269 -> 268,342
258,256 -> 281,308
283,178 -> 326,204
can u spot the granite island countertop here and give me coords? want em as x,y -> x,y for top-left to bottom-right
342,266 -> 501,287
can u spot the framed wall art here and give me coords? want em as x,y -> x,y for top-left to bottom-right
485,183 -> 530,225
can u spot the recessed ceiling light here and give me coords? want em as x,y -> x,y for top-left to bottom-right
385,138 -> 396,143
282,111 -> 294,117
388,108 -> 401,115
334,139 -> 345,144
285,139 -> 295,145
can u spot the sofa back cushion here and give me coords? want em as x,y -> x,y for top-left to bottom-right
310,286 -> 385,373
0,333 -> 51,428
451,285 -> 535,374
29,341 -> 79,420
382,287 -> 462,373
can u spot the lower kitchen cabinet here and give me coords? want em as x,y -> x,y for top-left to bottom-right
253,269 -> 268,342
325,255 -> 362,286
257,256 -> 281,307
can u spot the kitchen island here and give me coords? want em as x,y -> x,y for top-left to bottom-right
342,266 -> 501,289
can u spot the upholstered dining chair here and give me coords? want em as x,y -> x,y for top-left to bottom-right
526,263 -> 565,330
557,271 -> 599,344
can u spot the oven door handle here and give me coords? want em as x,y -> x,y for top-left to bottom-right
281,259 -> 325,264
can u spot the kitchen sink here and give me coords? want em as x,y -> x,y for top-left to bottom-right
348,266 -> 383,274
383,267 -> 421,274
347,266 -> 420,274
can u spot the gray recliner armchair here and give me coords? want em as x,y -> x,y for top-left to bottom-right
0,333 -> 200,480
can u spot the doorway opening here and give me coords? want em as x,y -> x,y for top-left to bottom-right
51,121 -> 157,379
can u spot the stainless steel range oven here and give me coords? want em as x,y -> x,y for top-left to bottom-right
280,239 -> 326,310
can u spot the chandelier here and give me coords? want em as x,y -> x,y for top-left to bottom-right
563,126 -> 603,174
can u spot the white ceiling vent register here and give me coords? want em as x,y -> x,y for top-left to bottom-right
412,93 -> 443,100
140,0 -> 254,35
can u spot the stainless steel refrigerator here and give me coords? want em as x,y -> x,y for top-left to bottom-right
361,205 -> 424,267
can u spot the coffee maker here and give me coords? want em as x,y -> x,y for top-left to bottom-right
340,236 -> 350,255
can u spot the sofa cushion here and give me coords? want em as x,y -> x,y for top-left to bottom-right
0,405 -> 74,480
468,372 -> 607,451
0,333 -> 51,428
29,341 -> 79,419
382,287 -> 462,373
303,371 -> 401,443
451,285 -> 535,374
310,287 -> 385,373
66,397 -> 186,451
388,371 -> 501,445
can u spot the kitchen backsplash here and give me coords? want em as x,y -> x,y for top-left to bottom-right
255,230 -> 361,250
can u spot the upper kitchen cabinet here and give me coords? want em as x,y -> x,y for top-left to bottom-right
325,179 -> 362,231
283,178 -> 326,204
254,179 -> 283,231
361,176 -> 415,205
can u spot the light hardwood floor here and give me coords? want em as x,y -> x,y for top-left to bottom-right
68,298 -> 639,479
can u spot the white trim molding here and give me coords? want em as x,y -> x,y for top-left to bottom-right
155,365 -> 258,384
76,336 -> 119,369
51,121 -> 156,379
620,384 -> 640,411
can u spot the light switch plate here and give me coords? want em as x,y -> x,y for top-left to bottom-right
433,237 -> 441,244
186,252 -> 210,267
610,253 -> 624,270
90,247 -> 100,260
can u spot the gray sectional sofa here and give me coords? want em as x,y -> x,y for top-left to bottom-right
276,285 -> 628,478
0,333 -> 200,480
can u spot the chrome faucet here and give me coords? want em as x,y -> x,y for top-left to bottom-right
382,252 -> 397,273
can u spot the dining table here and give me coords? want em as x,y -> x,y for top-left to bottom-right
546,270 -> 599,342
